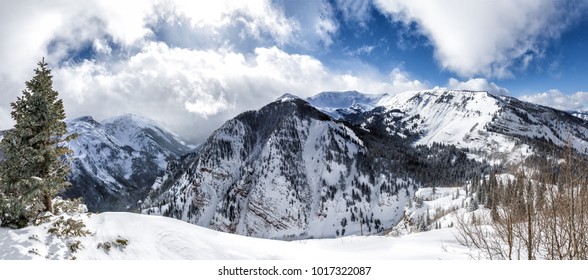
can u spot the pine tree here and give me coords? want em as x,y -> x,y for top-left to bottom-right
0,58 -> 74,228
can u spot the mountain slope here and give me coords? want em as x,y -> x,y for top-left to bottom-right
141,98 -> 418,239
141,97 -> 490,239
138,90 -> 588,240
570,110 -> 588,121
0,211 -> 469,260
64,114 -> 192,212
318,90 -> 588,162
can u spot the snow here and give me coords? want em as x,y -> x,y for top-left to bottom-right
306,91 -> 386,119
308,90 -> 523,161
377,90 -> 502,149
0,212 -> 470,260
0,166 -> 479,260
570,110 -> 588,120
67,116 -> 136,182
305,89 -> 588,164
275,93 -> 301,102
101,114 -> 188,157
140,104 -> 416,239
307,91 -> 386,109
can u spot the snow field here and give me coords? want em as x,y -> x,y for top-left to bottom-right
0,211 -> 470,260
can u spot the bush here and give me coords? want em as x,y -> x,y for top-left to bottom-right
47,217 -> 91,238
97,236 -> 129,253
67,240 -> 83,254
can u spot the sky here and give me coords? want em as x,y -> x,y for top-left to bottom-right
1,0 -> 588,143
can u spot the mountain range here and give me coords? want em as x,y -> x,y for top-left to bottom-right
2,90 -> 587,239
63,114 -> 193,212
139,90 -> 588,239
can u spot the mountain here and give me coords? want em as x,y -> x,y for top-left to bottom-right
140,94 -> 494,239
306,91 -> 386,120
141,98 -> 415,239
64,114 -> 193,212
141,90 -> 588,240
570,110 -> 588,120
319,90 -> 588,161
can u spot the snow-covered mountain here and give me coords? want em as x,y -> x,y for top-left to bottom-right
64,114 -> 193,212
570,110 -> 588,120
306,91 -> 386,119
140,90 -> 588,240
141,98 -> 422,239
319,90 -> 588,161
140,94 -> 494,239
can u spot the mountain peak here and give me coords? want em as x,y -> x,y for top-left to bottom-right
70,115 -> 101,126
72,115 -> 96,122
275,93 -> 301,102
101,114 -> 161,129
64,113 -> 193,212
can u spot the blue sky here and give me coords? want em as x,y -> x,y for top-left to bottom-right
1,0 -> 587,142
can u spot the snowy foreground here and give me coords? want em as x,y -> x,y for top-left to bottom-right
0,211 -> 471,260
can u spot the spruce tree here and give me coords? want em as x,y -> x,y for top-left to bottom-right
0,58 -> 74,228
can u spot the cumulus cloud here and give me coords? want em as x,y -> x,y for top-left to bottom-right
520,90 -> 588,111
0,0 -> 154,75
374,0 -> 586,78
276,0 -> 339,48
0,0 -> 427,143
151,0 -> 298,51
389,68 -> 427,93
0,0 -> 303,82
47,43 -> 425,142
345,45 -> 376,57
0,0 -> 158,131
447,78 -> 509,96
334,0 -> 373,26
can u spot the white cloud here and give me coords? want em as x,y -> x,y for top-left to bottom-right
345,45 -> 376,56
153,0 -> 297,50
389,68 -> 427,93
0,0 -> 302,80
0,0 -> 428,143
92,39 -> 112,55
0,1 -> 346,138
520,90 -> 588,111
314,3 -> 339,46
374,0 -> 585,78
334,0 -> 373,26
447,78 -> 509,96
47,43 -> 426,142
0,0 -> 158,123
276,0 -> 339,49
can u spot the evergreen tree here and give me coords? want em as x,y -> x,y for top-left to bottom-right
0,59 -> 74,228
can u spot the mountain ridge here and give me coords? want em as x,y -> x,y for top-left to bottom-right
63,114 -> 193,211
3,90 -> 588,240
141,97 -> 422,239
140,89 -> 588,239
